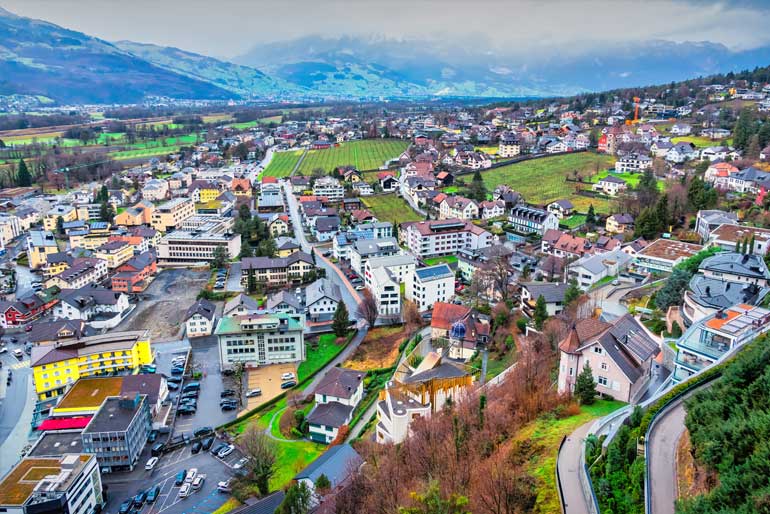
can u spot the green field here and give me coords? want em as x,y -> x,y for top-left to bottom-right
362,194 -> 423,225
110,145 -> 184,160
591,170 -> 665,191
262,150 -> 304,178
560,214 -> 587,230
297,333 -> 348,381
479,153 -> 616,213
671,135 -> 732,148
296,139 -> 408,174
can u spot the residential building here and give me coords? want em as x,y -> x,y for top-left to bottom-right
240,252 -> 315,287
305,278 -> 342,322
312,177 -> 345,201
0,213 -> 22,247
114,201 -> 155,227
307,367 -> 364,443
615,153 -> 653,173
479,199 -> 506,219
568,248 -> 633,290
557,314 -> 659,403
293,444 -> 363,496
666,142 -> 698,163
364,254 -> 417,289
184,298 -> 217,337
43,205 -> 77,232
402,219 -> 494,258
430,302 -> 490,361
673,304 -> 770,384
708,224 -> 770,256
215,313 -> 305,369
141,179 -> 169,201
188,180 -> 221,203
439,196 -> 478,220
547,199 -> 574,220
223,293 -> 260,317
498,133 -> 521,157
82,394 -> 152,472
94,241 -> 133,269
150,198 -> 195,232
26,230 -> 59,270
30,330 -> 153,400
0,454 -> 104,514
632,239 -> 703,273
55,286 -> 129,327
606,213 -> 635,234
266,290 -> 303,314
349,237 -> 401,276
695,210 -> 739,242
520,281 -> 569,317
405,264 -> 455,312
111,251 -> 157,293
508,205 -> 559,236
46,258 -> 108,290
592,175 -> 628,196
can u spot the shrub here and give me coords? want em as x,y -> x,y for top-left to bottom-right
516,318 -> 528,334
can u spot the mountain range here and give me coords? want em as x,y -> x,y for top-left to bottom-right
2,7 -> 770,105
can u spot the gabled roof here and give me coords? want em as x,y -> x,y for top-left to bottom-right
306,278 -> 342,307
185,298 -> 216,321
314,367 -> 362,399
224,293 -> 260,315
293,444 -> 363,487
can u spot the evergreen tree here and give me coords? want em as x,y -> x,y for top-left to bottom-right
564,279 -> 582,305
733,107 -> 755,150
750,235 -> 756,255
392,221 -> 399,240
533,294 -> 548,330
99,201 -> 114,222
55,215 -> 64,235
636,167 -> 659,206
466,169 -> 487,202
655,194 -> 669,233
575,363 -> 597,405
634,207 -> 660,239
247,268 -> 257,294
746,134 -> 761,160
239,239 -> 253,259
17,158 -> 32,187
210,246 -> 228,269
332,301 -> 349,337
586,204 -> 596,227
97,185 -> 109,203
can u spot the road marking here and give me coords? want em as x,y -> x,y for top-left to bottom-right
10,360 -> 29,369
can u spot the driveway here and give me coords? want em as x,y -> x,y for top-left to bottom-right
225,263 -> 243,293
557,421 -> 594,514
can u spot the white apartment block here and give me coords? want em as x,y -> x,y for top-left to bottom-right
349,237 -> 401,276
0,213 -> 22,246
363,254 -> 417,288
402,219 -> 494,259
369,266 -> 402,316
405,264 -> 455,312
215,313 -> 305,370
312,177 -> 345,200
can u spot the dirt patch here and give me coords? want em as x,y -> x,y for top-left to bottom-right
344,325 -> 406,371
677,429 -> 718,502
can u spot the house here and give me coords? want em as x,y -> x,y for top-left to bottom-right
479,199 -> 506,219
666,142 -> 697,163
695,210 -> 738,242
568,249 -> 633,290
266,290 -> 303,314
405,264 -> 455,312
353,182 -> 374,196
314,216 -> 341,242
215,313 -> 304,369
520,282 -> 569,317
268,213 -> 291,237
378,173 -> 398,192
27,319 -> 94,345
306,368 -> 364,443
699,146 -> 732,162
435,171 -> 454,187
305,278 -> 342,322
606,213 -> 635,234
290,175 -> 311,194
708,224 -> 770,256
43,205 -> 77,232
704,162 -> 739,188
47,258 -> 109,290
0,293 -> 55,328
94,240 -> 133,269
230,177 -> 252,197
670,123 -> 692,135
240,252 -> 315,287
55,286 -> 130,327
650,140 -> 673,158
615,153 -> 652,173
592,175 -> 628,196
726,166 -> 770,194
557,314 -> 659,403
312,177 -> 345,201
430,302 -> 490,361
141,179 -> 169,201
498,133 -> 521,157
401,219 -> 494,258
223,293 -> 260,317
439,196 -> 478,220
184,298 -> 217,337
111,251 -> 157,293
632,239 -> 704,273
293,444 -> 363,495
547,199 -> 574,220
275,236 -> 300,257
26,230 -> 59,270
349,237 -> 400,275
508,205 -> 560,236
188,180 -> 221,203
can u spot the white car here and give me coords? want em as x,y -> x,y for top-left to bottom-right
192,474 -> 206,490
233,457 -> 249,470
145,457 -> 159,470
280,372 -> 295,381
13,349 -> 23,358
245,388 -> 262,398
178,483 -> 192,498
184,468 -> 198,483
217,445 -> 234,458
217,479 -> 232,493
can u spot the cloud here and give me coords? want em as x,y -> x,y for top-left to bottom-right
1,0 -> 769,58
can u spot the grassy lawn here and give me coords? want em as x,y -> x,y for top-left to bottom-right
479,153 -> 615,213
560,214 -> 587,230
362,194 -> 423,225
262,149 -> 303,178
671,135 -> 731,148
211,498 -> 242,514
296,139 -> 408,174
424,255 -> 458,266
297,333 -> 348,381
591,169 -> 665,191
518,399 -> 625,513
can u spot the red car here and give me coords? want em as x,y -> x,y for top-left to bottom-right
24,325 -> 32,332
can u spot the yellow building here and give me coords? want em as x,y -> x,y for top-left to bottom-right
26,230 -> 59,270
94,240 -> 133,268
151,198 -> 195,232
31,330 -> 152,400
114,201 -> 155,227
69,232 -> 110,250
43,205 -> 78,231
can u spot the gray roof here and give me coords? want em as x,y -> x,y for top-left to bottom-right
224,293 -> 260,315
305,278 -> 342,307
230,492 -> 285,514
599,175 -> 627,184
403,362 -> 468,384
688,274 -> 769,310
185,298 -> 216,321
85,395 -> 147,433
352,237 -> 399,257
306,401 -> 353,428
522,282 -> 569,303
591,314 -> 659,382
698,209 -> 738,226
293,443 -> 362,487
266,290 -> 302,312
241,251 -> 313,270
314,367 -> 362,399
700,252 -> 770,280
315,215 -> 341,233
572,249 -> 631,275
59,286 -> 125,309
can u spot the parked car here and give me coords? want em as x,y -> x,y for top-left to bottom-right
170,367 -> 185,375
280,380 -> 297,390
191,441 -> 202,454
201,436 -> 215,450
220,389 -> 236,398
145,457 -> 159,470
178,483 -> 192,498
217,445 -> 234,458
147,430 -> 158,443
354,284 -> 365,290
211,443 -> 228,455
281,372 -> 295,381
217,479 -> 232,493
178,406 -> 196,415
221,402 -> 237,411
133,490 -> 148,507
147,485 -> 160,503
175,470 -> 187,486
233,457 -> 249,470
151,443 -> 165,456
246,388 -> 262,398
181,391 -> 199,399
184,468 -> 198,483
13,349 -> 23,358
119,500 -> 133,514
167,381 -> 179,390
193,426 -> 213,438
192,474 -> 206,490
183,382 -> 200,392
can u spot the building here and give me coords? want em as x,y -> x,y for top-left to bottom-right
367,264 -> 402,317
349,237 -> 400,276
307,367 -> 364,443
708,224 -> 770,256
438,196 -> 478,220
430,302 -> 490,361
632,239 -> 704,273
82,394 -> 152,472
26,230 -> 59,270
150,198 -> 195,232
0,454 -> 103,514
157,228 -> 240,265
46,258 -> 108,290
615,153 -> 652,173
695,210 -> 738,242
312,177 -> 345,201
55,286 -> 130,327
547,199 -> 574,220
43,205 -> 77,232
405,264 -> 454,312
672,304 -> 770,384
364,253 -> 417,290
94,241 -> 133,269
303,278 -> 340,322
240,252 -> 315,287
30,331 -> 153,400
498,133 -> 521,158
0,213 -> 22,247
605,213 -> 635,234
184,298 -> 217,337
568,249 -> 633,290
557,315 -> 659,403
293,444 -> 363,496
216,313 -> 304,369
111,251 -> 157,293
520,282 -> 569,317
479,199 -> 506,219
402,219 -> 494,259
114,201 -> 155,227
592,175 -> 628,196
508,205 -> 559,236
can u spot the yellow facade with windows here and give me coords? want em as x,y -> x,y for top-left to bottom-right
198,187 -> 220,203
31,333 -> 152,401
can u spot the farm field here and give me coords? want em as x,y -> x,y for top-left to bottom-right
479,152 -> 616,213
262,149 -> 304,177
296,139 -> 408,174
362,194 -> 423,225
110,145 -> 185,160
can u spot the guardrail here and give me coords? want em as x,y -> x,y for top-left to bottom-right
556,436 -> 567,514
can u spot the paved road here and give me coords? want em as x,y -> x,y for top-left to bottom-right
225,263 -> 243,293
557,421 -> 594,514
248,146 -> 275,183
648,397 -> 688,514
0,352 -> 36,477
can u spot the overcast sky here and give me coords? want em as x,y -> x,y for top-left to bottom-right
3,0 -> 770,59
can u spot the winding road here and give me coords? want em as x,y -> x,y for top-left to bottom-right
648,400 -> 688,514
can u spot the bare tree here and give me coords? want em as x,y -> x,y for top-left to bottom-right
356,289 -> 379,327
238,425 -> 277,495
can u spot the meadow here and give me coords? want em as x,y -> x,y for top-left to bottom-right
261,149 -> 304,177
362,194 -> 424,225
296,139 -> 408,174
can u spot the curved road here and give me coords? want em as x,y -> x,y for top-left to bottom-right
557,421 -> 594,514
647,395 -> 690,514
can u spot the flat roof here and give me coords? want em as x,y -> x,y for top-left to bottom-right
28,431 -> 84,457
636,238 -> 703,262
84,396 -> 145,433
0,455 -> 90,506
55,377 -> 124,411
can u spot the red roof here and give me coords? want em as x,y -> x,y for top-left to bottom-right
37,416 -> 93,431
261,176 -> 278,184
377,171 -> 396,180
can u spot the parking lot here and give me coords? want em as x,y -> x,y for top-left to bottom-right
245,362 -> 298,410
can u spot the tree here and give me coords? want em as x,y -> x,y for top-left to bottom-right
356,289 -> 379,327
654,267 -> 692,309
55,215 -> 64,235
586,204 -> 597,227
575,363 -> 597,405
634,206 -> 660,239
210,245 -> 228,269
97,184 -> 109,203
238,203 -> 251,221
99,201 -> 114,222
399,480 -> 470,514
533,295 -> 548,330
466,169 -> 487,202
247,268 -> 257,294
315,473 -> 331,492
239,239 -> 253,259
750,234 -> 756,255
238,425 -> 277,495
17,158 -> 32,187
277,482 -> 312,514
636,167 -> 659,207
564,279 -> 582,306
332,301 -> 350,337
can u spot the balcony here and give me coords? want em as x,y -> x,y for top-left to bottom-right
676,329 -> 730,361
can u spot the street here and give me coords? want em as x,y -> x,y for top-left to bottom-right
0,347 -> 35,477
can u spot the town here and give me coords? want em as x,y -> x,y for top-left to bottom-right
1,21 -> 770,514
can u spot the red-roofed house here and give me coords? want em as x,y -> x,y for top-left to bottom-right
111,251 -> 157,293
430,302 -> 490,361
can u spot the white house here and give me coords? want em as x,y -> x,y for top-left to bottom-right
479,200 -> 506,219
592,175 -> 628,196
670,123 -> 692,136
547,199 -> 574,220
55,286 -> 130,325
615,153 -> 652,173
405,264 -> 455,312
306,367 -> 363,443
439,196 -> 478,220
567,249 -> 633,290
184,298 -> 217,337
305,278 -> 342,322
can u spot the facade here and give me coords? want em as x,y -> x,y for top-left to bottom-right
30,331 -> 153,400
438,196 -> 478,220
632,239 -> 704,273
240,252 -> 315,287
150,198 -> 195,232
430,302 -> 490,361
695,210 -> 738,242
157,229 -> 240,265
402,219 -> 494,258
405,264 -> 454,312
27,230 -> 59,270
81,395 -> 152,473
216,313 -> 305,369
615,153 -> 652,173
184,298 -> 217,337
46,258 -> 108,290
364,254 -> 417,288
508,205 -> 559,236
349,237 -> 401,275
498,134 -> 521,157
592,175 -> 628,196
111,251 -> 157,293
312,177 -> 345,201
307,367 -> 364,443
305,278 -> 342,322
43,205 -> 77,232
94,241 -> 133,269
520,281 -> 569,317
568,249 -> 633,290
114,201 -> 155,227
606,213 -> 635,234
55,286 -> 129,324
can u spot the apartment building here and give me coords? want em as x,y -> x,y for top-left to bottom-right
82,395 -> 152,473
46,258 -> 108,290
26,230 -> 59,270
150,198 -> 195,232
405,264 -> 455,312
157,228 -> 240,265
311,176 -> 345,200
364,254 -> 417,289
0,213 -> 22,247
349,237 -> 401,276
43,205 -> 77,232
632,239 -> 703,274
439,196 -> 479,220
240,252 -> 315,287
184,298 -> 217,337
708,224 -> 770,256
94,241 -> 134,269
508,205 -> 559,236
498,133 -> 521,157
216,313 -> 305,369
402,219 -> 494,259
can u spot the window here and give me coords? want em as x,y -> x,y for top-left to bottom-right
600,362 -> 608,371
597,376 -> 608,386
593,347 -> 603,355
